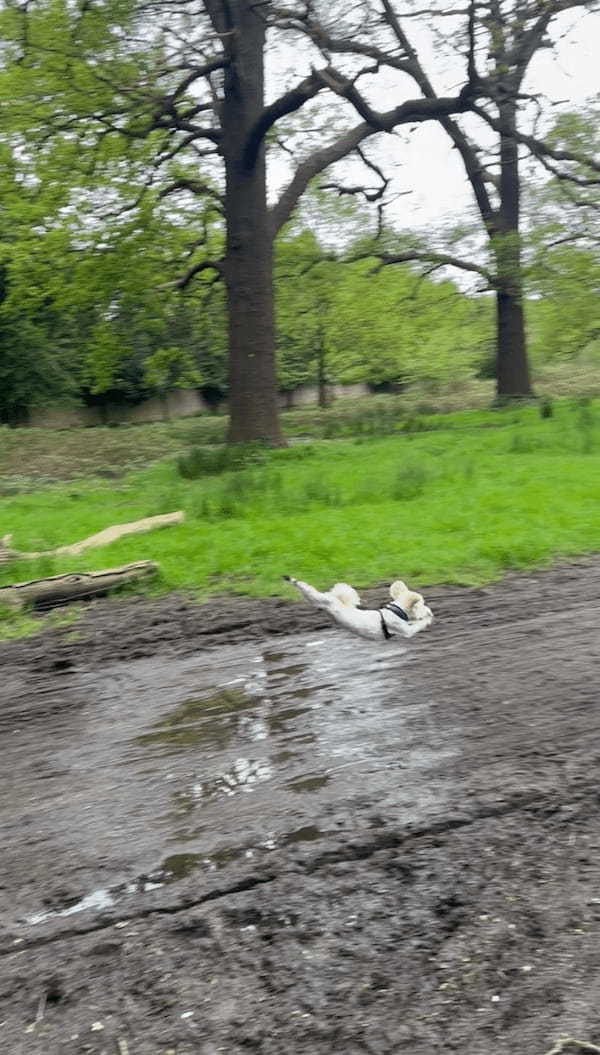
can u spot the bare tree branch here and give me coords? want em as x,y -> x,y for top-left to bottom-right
366,249 -> 496,286
472,104 -> 600,178
243,68 -> 328,168
164,258 -> 224,291
158,178 -> 224,206
270,84 -> 480,234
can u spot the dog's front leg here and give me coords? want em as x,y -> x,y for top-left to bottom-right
398,613 -> 434,638
283,576 -> 336,613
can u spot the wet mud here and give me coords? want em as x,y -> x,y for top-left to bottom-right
2,561 -> 600,1053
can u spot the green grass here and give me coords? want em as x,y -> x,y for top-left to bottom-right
1,396 -> 600,640
0,603 -> 81,640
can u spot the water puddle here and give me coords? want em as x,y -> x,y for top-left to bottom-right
27,888 -> 116,926
286,773 -> 330,794
15,631 -> 459,928
136,688 -> 256,752
24,824 -> 331,924
193,757 -> 274,800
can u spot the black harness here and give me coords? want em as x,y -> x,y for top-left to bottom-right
383,602 -> 410,622
356,602 -> 409,640
379,602 -> 409,639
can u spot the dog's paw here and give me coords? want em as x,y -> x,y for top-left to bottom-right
282,575 -> 292,582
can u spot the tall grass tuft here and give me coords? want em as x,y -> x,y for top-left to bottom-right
177,443 -> 268,478
392,460 -> 429,500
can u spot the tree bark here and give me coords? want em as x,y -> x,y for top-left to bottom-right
493,101 -> 533,399
220,0 -> 284,445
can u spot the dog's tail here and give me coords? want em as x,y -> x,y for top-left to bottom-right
330,582 -> 361,608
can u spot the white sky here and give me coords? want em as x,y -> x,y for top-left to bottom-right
268,7 -> 599,232
397,12 -> 599,225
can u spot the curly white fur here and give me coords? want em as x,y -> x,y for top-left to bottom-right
284,576 -> 433,642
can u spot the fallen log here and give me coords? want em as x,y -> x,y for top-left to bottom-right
0,561 -> 158,610
0,511 -> 184,564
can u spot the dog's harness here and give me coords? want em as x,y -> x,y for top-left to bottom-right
356,602 -> 409,639
379,602 -> 409,640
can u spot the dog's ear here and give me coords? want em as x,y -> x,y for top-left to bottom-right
406,592 -> 424,612
389,579 -> 407,600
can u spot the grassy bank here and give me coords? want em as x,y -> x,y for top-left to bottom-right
1,397 -> 600,640
2,361 -> 598,489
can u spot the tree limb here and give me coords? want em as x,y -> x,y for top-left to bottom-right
168,258 -> 224,291
270,86 -> 481,234
158,178 -> 224,206
367,249 -> 496,286
472,104 -> 600,178
243,67 -> 329,169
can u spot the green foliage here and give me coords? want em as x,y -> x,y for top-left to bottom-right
275,232 -> 336,392
0,0 -> 226,420
325,257 -> 492,386
143,347 -> 202,395
527,245 -> 600,364
525,108 -> 599,368
0,0 -> 597,428
274,236 -> 494,392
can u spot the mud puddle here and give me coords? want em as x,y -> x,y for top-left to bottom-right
3,566 -> 600,1054
3,631 -> 456,930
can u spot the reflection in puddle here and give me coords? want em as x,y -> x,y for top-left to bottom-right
25,873 -> 168,925
157,824 -> 328,882
199,757 -> 273,799
21,630 -> 457,932
158,847 -> 244,881
269,663 -> 307,678
282,824 -> 323,846
25,824 -> 331,925
286,773 -> 330,794
27,888 -> 116,926
136,688 -> 255,752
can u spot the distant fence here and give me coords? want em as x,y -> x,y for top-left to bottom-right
26,389 -> 210,429
23,383 -> 372,429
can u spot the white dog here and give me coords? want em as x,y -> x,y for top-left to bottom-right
284,576 -> 433,642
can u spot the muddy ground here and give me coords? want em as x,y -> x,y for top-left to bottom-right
1,563 -> 600,1055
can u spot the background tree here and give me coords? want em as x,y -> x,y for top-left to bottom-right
1,0 -> 485,442
275,233 -> 340,406
0,132 -> 225,420
274,230 -> 492,394
281,0 -> 599,400
526,108 -> 600,368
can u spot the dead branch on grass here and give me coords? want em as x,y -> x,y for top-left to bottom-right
0,512 -> 184,564
544,1037 -> 600,1055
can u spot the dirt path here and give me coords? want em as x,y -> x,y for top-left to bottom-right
1,562 -> 600,1054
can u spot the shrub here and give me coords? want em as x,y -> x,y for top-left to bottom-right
177,443 -> 267,478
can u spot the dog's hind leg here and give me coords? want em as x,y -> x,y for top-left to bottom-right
283,576 -> 337,613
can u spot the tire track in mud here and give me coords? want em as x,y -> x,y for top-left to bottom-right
2,782 -> 597,957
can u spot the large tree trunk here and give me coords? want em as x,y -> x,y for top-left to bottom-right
220,1 -> 284,445
494,101 -> 533,400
